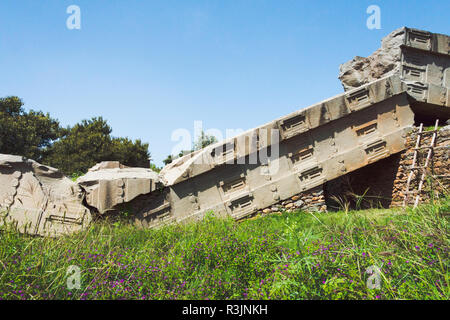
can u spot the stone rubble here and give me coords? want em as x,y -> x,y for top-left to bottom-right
391,125 -> 450,207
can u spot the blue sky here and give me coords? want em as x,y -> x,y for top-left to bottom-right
0,0 -> 448,166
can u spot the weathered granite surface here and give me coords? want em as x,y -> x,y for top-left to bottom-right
77,161 -> 160,214
339,27 -> 450,92
0,154 -> 91,237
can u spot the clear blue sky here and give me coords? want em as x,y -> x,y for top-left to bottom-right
0,0 -> 448,166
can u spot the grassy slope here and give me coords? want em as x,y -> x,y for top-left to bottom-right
0,197 -> 448,300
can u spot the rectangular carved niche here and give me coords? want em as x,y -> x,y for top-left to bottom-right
289,147 -> 314,167
346,87 -> 372,111
354,120 -> 378,138
298,165 -> 323,190
407,29 -> 432,51
46,215 -> 82,226
402,66 -> 425,82
140,193 -> 172,227
364,139 -> 388,163
278,113 -> 308,140
406,82 -> 428,101
226,192 -> 256,220
220,174 -> 247,195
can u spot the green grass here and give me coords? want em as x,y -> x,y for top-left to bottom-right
69,172 -> 85,182
0,197 -> 448,300
423,125 -> 443,131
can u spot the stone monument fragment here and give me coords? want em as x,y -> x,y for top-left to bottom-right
0,154 -> 91,237
1,27 -> 448,236
77,161 -> 160,214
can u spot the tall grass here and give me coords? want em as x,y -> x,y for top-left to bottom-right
0,197 -> 448,300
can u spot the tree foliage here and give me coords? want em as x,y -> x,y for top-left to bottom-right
0,96 -> 62,160
194,131 -> 218,151
43,117 -> 150,175
0,96 -> 151,175
162,154 -> 174,166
